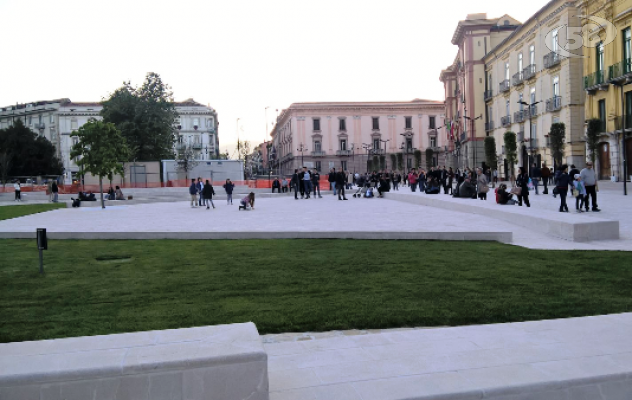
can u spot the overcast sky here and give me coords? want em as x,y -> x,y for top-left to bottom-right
0,0 -> 547,157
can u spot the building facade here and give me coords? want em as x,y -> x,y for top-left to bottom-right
440,13 -> 521,172
484,0 -> 586,178
268,100 -> 445,176
581,0 -> 632,181
0,98 -> 219,182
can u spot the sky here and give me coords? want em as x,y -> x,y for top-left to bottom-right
0,0 -> 548,157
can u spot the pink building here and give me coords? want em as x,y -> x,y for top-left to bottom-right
269,100 -> 445,175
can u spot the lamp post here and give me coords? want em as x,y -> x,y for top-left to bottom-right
400,132 -> 415,170
519,100 -> 540,176
463,114 -> 482,169
297,143 -> 308,167
264,106 -> 269,143
379,139 -> 390,169
362,143 -> 372,172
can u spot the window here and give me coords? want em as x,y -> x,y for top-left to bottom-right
531,122 -> 537,138
341,161 -> 347,171
178,135 -> 183,143
340,139 -> 347,150
373,138 -> 380,151
207,118 -> 214,128
551,29 -> 559,53
193,118 -> 199,128
597,41 -> 605,72
372,117 -> 379,130
405,116 -> 412,129
624,28 -> 631,73
598,100 -> 606,126
529,45 -> 535,66
50,114 -> 55,124
406,138 -> 412,149
519,94 -> 524,111
28,116 -> 32,125
430,136 -> 437,148
505,62 -> 510,80
488,73 -> 492,90
314,140 -> 321,152
407,158 -> 412,168
530,87 -> 536,104
429,116 -> 436,129
506,100 -> 510,117
315,161 -> 322,172
313,118 -> 320,131
553,76 -> 560,97
339,118 -> 346,131
489,106 -> 493,124
626,92 -> 632,119
518,53 -> 523,73
71,118 -> 78,130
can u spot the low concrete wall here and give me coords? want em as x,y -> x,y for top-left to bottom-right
0,323 -> 268,400
385,192 -> 619,242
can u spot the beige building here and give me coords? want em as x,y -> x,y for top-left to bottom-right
269,100 -> 445,175
483,0 -> 586,178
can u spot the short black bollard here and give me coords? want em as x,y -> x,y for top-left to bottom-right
36,228 -> 47,274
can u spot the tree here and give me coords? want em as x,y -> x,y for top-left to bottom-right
549,122 -> 566,168
0,151 -> 12,186
484,136 -> 498,173
175,146 -> 199,182
504,131 -> 518,182
424,148 -> 433,170
397,152 -> 403,170
101,73 -> 178,162
0,119 -> 63,178
390,154 -> 397,171
70,120 -> 130,209
586,118 -> 602,165
414,150 -> 422,168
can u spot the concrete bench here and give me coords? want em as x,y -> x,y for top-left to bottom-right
385,192 -> 619,242
0,322 -> 269,400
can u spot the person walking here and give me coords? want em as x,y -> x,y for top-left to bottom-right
530,163 -> 541,195
311,169 -> 322,198
476,167 -> 489,200
541,163 -> 550,194
291,169 -> 300,200
572,174 -> 586,213
47,180 -> 53,202
516,167 -> 530,207
580,161 -> 600,212
447,168 -> 454,194
51,181 -> 59,203
302,167 -> 312,199
328,168 -> 337,196
408,169 -> 418,192
197,178 -> 205,207
555,164 -> 571,212
189,179 -> 198,208
440,166 -> 448,194
202,179 -> 216,209
336,169 -> 348,200
223,179 -> 235,205
14,181 -> 21,202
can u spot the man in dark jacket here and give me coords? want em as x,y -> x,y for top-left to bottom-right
328,168 -> 337,196
530,163 -> 542,195
189,179 -> 198,208
298,168 -> 306,198
541,163 -> 550,194
291,169 -> 300,200
336,170 -> 348,200
311,170 -> 322,198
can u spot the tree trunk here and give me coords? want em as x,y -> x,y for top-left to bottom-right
99,177 -> 105,209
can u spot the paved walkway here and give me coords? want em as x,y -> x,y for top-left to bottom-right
263,313 -> 632,399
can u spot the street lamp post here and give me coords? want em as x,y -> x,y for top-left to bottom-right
519,100 -> 540,176
379,139 -> 390,169
362,143 -> 372,172
297,143 -> 308,167
400,132 -> 415,170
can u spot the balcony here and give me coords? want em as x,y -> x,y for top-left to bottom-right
614,115 -> 632,132
543,51 -> 563,69
175,143 -> 187,150
608,58 -> 632,83
499,79 -> 510,93
336,150 -> 352,156
514,110 -> 526,123
485,121 -> 495,131
402,148 -> 416,154
370,149 -> 385,155
584,70 -> 608,93
530,138 -> 538,148
523,64 -> 536,80
512,71 -> 524,86
484,90 -> 493,102
192,143 -> 203,150
311,151 -> 326,157
501,115 -> 512,127
545,96 -> 562,112
529,104 -> 538,117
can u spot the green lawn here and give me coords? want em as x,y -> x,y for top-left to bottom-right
0,203 -> 66,221
1,239 -> 631,343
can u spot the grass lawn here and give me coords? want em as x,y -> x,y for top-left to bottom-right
1,239 -> 631,343
0,203 -> 66,221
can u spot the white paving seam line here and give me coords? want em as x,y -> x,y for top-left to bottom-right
0,191 -> 630,250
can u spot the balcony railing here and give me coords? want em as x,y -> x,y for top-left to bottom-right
584,70 -> 607,90
402,148 -> 416,154
523,64 -> 536,80
514,110 -> 526,123
608,58 -> 632,82
484,90 -> 493,102
512,71 -> 524,86
528,138 -> 538,149
311,151 -> 326,157
545,96 -> 562,112
485,121 -> 495,131
614,115 -> 632,131
175,143 -> 187,150
336,150 -> 352,156
530,105 -> 538,117
501,115 -> 512,127
543,51 -> 562,69
499,79 -> 510,93
370,149 -> 385,155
